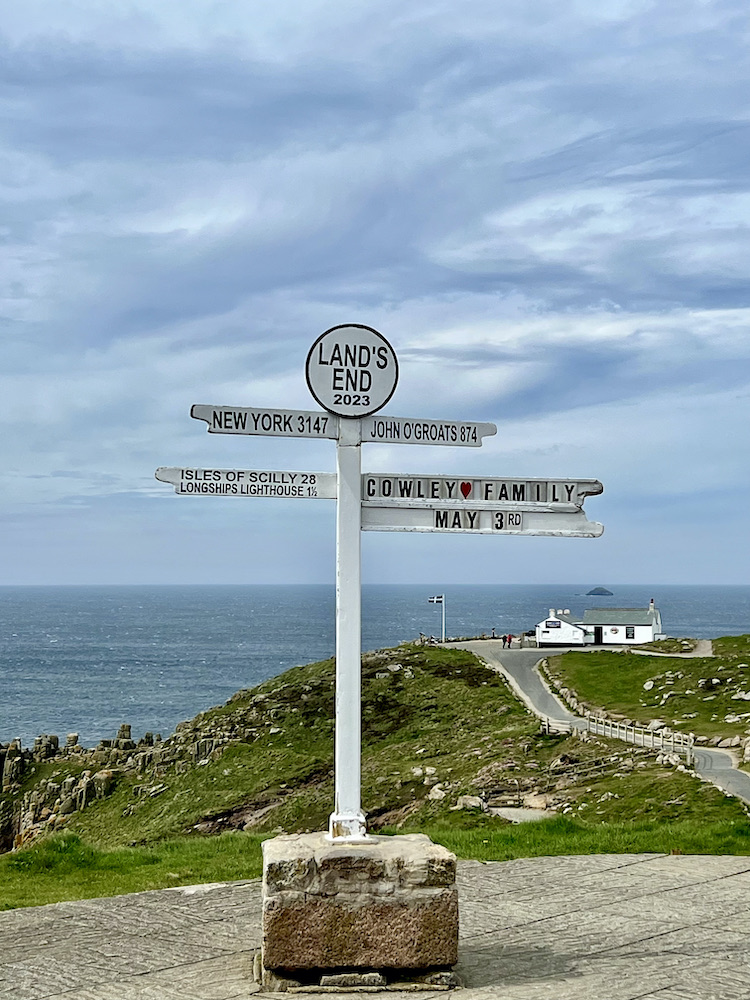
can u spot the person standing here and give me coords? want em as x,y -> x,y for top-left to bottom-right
501,634 -> 508,648
507,633 -> 514,648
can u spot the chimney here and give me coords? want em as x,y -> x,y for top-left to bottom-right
564,609 -> 570,616
557,609 -> 564,615
649,598 -> 655,611
549,608 -> 555,616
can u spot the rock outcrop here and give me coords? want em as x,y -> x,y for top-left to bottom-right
0,725 -> 166,850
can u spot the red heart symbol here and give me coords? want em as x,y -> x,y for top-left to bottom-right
460,482 -> 472,498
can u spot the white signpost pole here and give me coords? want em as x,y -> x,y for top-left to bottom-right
329,417 -> 367,840
305,324 -> 399,842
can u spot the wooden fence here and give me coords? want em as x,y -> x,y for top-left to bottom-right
542,716 -> 695,765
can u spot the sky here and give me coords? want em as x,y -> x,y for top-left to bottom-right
1,0 -> 749,586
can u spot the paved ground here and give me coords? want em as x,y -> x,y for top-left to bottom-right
4,853 -> 750,999
459,640 -> 750,805
691,744 -> 750,801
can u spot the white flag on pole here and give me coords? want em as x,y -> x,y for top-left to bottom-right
428,595 -> 443,604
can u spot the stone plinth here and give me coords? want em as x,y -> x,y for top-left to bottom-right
261,832 -> 458,973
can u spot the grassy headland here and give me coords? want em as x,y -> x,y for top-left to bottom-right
544,634 -> 750,745
2,641 -> 749,909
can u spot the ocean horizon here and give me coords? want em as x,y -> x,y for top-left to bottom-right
1,583 -> 747,748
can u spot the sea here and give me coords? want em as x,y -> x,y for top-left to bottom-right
1,584 -> 748,749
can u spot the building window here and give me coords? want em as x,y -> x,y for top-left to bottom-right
626,626 -> 635,639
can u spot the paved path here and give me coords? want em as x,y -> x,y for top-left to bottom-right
459,644 -> 578,723
456,640 -> 750,805
4,854 -> 750,999
691,745 -> 750,801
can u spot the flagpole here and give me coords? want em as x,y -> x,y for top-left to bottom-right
428,594 -> 446,643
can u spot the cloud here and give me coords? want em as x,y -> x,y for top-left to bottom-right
0,0 -> 748,582
2,295 -> 746,508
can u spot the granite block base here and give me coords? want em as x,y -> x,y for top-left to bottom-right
261,832 -> 459,974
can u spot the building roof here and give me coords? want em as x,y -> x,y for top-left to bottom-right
538,614 -> 583,629
582,608 -> 658,625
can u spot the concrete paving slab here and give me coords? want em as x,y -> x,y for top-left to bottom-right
454,853 -> 665,901
4,855 -> 750,999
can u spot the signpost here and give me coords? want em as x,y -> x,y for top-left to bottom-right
156,467 -> 603,511
363,474 -> 602,504
361,415 -> 496,447
191,405 -> 339,439
155,467 -> 337,499
191,404 -> 495,449
361,505 -> 603,535
306,324 -> 398,418
158,324 -> 604,842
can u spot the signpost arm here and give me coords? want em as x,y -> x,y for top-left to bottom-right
328,418 -> 368,841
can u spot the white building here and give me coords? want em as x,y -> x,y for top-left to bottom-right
536,600 -> 663,647
535,609 -> 586,646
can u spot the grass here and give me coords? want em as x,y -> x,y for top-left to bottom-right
714,635 -> 750,658
64,639 -> 742,848
4,813 -> 750,910
415,815 -> 750,861
67,645 -> 538,847
5,639 -> 750,910
0,831 -> 266,910
546,635 -> 750,740
634,638 -> 698,654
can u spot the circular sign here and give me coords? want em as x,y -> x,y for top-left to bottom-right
305,324 -> 398,418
